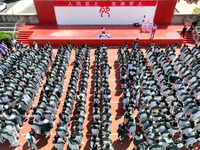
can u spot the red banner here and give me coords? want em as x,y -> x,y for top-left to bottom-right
54,0 -> 157,7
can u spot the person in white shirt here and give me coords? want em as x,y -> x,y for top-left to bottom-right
101,27 -> 105,34
142,15 -> 147,23
25,131 -> 38,150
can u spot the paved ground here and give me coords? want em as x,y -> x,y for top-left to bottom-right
0,0 -> 36,14
20,3 -> 36,14
175,0 -> 200,14
0,0 -> 19,13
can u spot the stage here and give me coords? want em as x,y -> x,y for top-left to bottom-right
17,25 -> 184,46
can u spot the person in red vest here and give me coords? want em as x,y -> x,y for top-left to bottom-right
101,27 -> 105,34
142,15 -> 146,23
150,24 -> 157,39
188,20 -> 197,33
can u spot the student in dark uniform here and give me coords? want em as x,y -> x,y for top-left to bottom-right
133,132 -> 143,149
188,20 -> 198,32
38,115 -> 53,137
180,26 -> 187,38
117,122 -> 126,140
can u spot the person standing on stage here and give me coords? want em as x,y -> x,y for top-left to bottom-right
150,24 -> 157,39
142,15 -> 147,23
180,25 -> 187,38
101,27 -> 105,34
188,20 -> 198,33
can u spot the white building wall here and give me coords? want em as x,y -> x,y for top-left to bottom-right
54,6 -> 157,25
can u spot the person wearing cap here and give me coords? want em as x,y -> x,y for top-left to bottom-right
25,131 -> 38,150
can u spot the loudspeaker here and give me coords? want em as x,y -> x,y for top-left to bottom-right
134,23 -> 140,27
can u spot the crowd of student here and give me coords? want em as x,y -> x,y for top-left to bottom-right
118,40 -> 200,149
90,45 -> 114,150
0,41 -> 15,59
67,44 -> 91,150
0,42 -> 52,147
1,39 -> 200,150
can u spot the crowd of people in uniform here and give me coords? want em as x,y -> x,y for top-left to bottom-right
0,42 -> 52,148
118,40 -> 200,149
90,45 -> 113,150
67,44 -> 91,150
0,38 -> 200,150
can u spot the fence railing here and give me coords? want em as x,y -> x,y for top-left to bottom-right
13,17 -> 26,37
184,16 -> 193,26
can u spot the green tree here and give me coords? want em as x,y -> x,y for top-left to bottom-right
193,7 -> 200,17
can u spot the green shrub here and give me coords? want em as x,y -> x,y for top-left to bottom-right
193,7 -> 200,17
0,32 -> 13,48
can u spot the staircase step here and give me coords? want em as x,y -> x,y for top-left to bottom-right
17,40 -> 28,42
17,30 -> 33,45
18,39 -> 29,41
18,35 -> 31,37
18,33 -> 33,35
18,31 -> 33,33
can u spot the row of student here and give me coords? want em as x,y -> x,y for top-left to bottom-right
68,45 -> 91,150
0,43 -> 52,147
143,42 -> 199,149
90,44 -> 114,150
53,44 -> 82,150
90,46 -> 102,150
52,44 -> 89,150
27,44 -> 71,149
117,41 -> 200,149
117,41 -> 143,149
100,45 -> 113,150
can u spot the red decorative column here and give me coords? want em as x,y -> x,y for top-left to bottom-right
33,0 -> 57,24
154,0 -> 177,25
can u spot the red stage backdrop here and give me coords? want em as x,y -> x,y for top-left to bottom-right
33,0 -> 177,25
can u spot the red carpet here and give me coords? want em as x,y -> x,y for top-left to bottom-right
17,25 -> 184,46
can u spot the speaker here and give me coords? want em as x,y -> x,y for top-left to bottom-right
134,23 -> 140,27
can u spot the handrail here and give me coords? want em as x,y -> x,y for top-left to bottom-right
184,16 -> 192,26
13,17 -> 26,37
